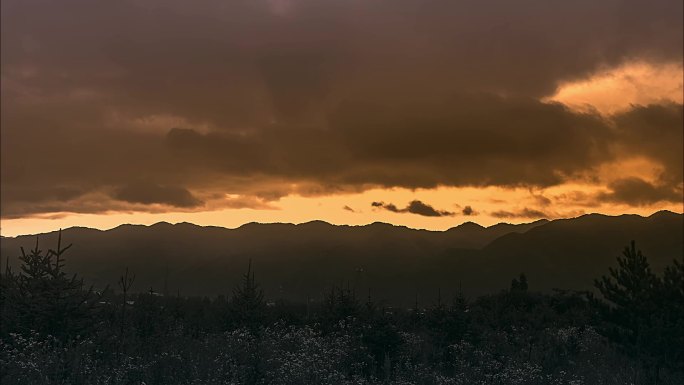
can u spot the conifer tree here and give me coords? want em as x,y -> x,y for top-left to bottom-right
230,259 -> 265,328
657,258 -> 684,372
0,255 -> 18,336
594,241 -> 662,380
595,241 -> 657,310
10,231 -> 94,340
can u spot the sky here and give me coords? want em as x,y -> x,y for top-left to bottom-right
1,0 -> 682,236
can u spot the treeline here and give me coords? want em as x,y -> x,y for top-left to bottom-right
0,233 -> 682,385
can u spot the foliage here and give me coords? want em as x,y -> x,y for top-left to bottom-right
1,237 -> 682,384
1,231 -> 95,341
230,259 -> 266,329
594,240 -> 684,382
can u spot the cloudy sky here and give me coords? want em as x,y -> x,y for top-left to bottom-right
1,0 -> 682,236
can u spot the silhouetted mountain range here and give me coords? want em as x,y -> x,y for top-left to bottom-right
1,211 -> 681,305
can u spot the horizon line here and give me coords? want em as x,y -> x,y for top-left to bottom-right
1,209 -> 679,239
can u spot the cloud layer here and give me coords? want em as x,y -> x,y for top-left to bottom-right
1,0 -> 682,218
372,200 -> 455,217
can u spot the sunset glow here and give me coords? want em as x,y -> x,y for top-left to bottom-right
1,0 -> 682,237
547,61 -> 683,115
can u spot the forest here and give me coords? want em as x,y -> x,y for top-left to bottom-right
1,232 -> 682,385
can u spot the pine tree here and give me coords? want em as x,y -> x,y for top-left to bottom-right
595,241 -> 657,310
230,259 -> 265,328
9,231 -> 95,340
447,287 -> 470,342
657,258 -> 684,372
0,255 -> 19,337
594,241 -> 663,381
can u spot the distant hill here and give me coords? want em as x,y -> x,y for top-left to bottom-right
1,212 -> 681,306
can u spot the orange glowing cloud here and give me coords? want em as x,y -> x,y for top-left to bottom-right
547,61 -> 683,115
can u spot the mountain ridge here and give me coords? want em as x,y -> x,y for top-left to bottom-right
1,211 -> 681,305
3,210 -> 677,239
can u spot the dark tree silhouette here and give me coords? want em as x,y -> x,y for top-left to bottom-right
594,241 -> 674,383
321,283 -> 359,326
510,273 -> 528,292
230,259 -> 265,328
117,267 -> 135,361
1,235 -> 682,384
595,241 -> 657,309
657,258 -> 684,372
8,230 -> 94,340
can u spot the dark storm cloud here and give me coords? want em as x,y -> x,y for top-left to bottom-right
113,182 -> 203,208
156,96 -> 619,190
3,0 -> 681,126
462,206 -> 477,216
1,0 -> 682,217
329,96 -> 616,187
372,200 -> 454,217
491,208 -> 549,219
598,178 -> 682,206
